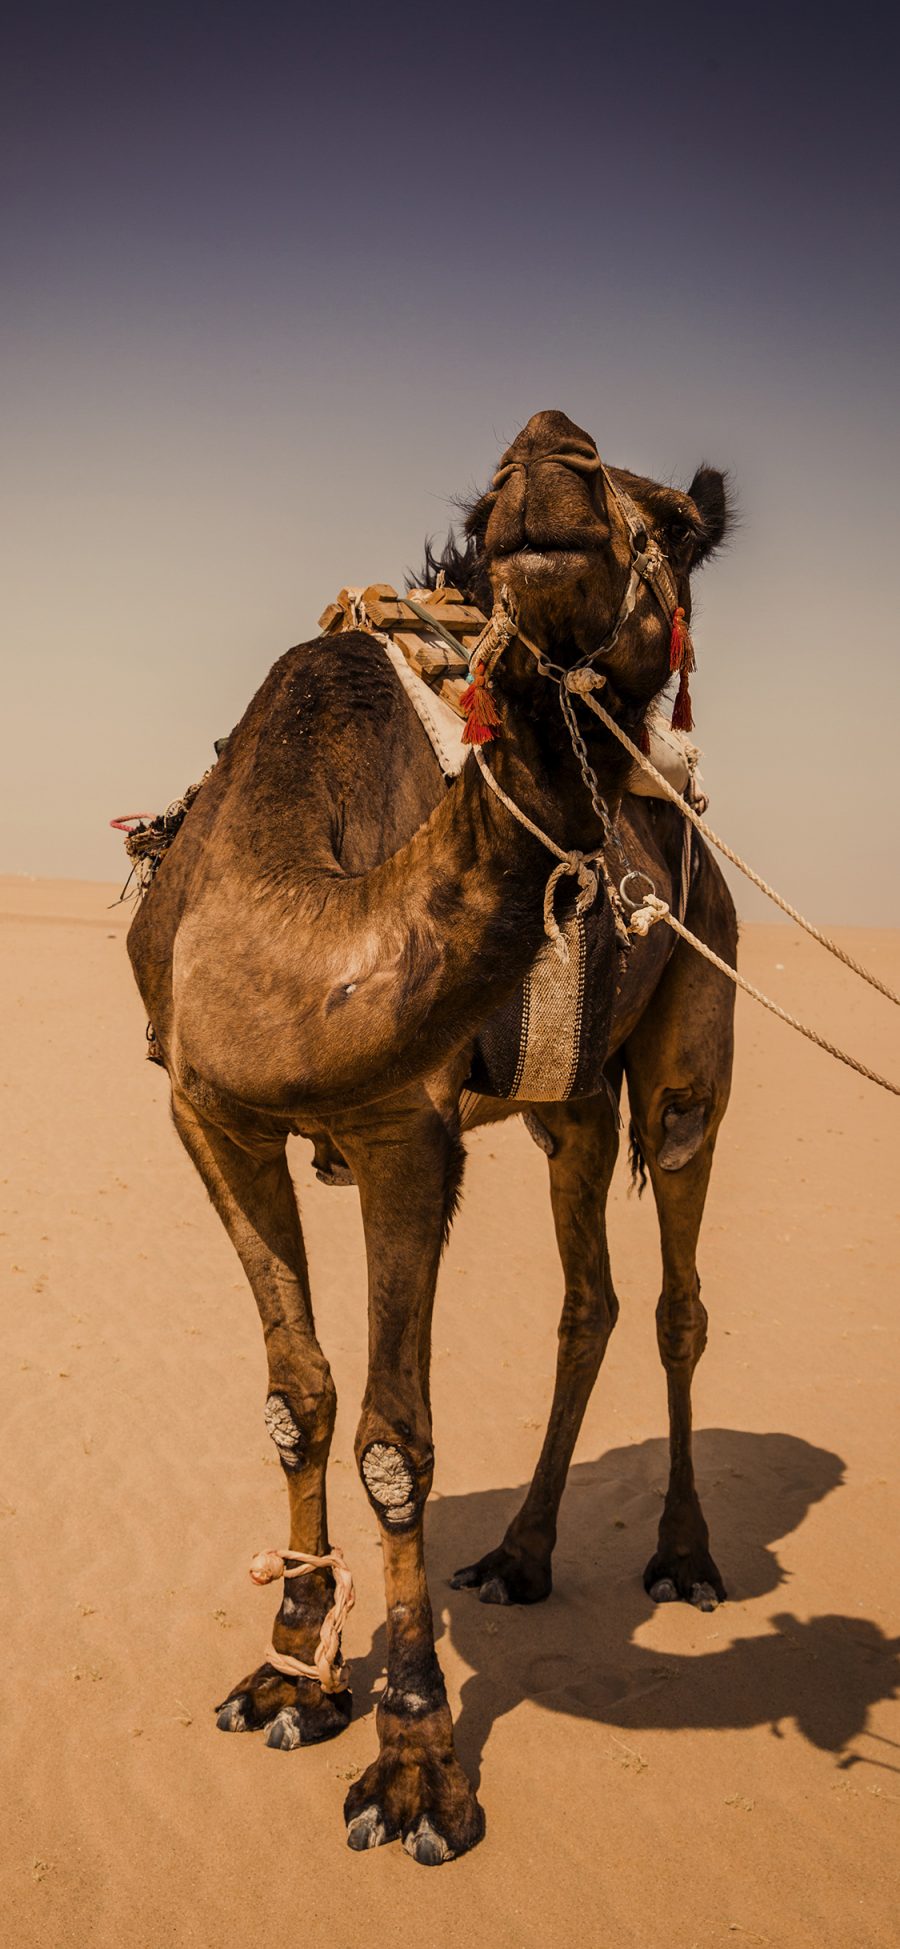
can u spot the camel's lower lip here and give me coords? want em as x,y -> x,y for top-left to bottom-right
493,545 -> 602,573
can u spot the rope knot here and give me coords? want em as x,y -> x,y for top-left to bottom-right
249,1549 -> 287,1585
459,595 -> 521,745
543,852 -> 599,960
628,893 -> 670,938
465,594 -> 520,684
565,668 -> 608,697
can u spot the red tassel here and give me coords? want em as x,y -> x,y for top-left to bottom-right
671,663 -> 694,732
669,605 -> 693,673
668,605 -> 695,732
461,664 -> 502,745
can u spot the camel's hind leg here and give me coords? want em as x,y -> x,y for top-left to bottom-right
170,1092 -> 349,1748
451,1087 -> 621,1604
623,852 -> 736,1610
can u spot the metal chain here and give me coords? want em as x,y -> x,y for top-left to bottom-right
555,679 -> 634,944
557,682 -> 615,837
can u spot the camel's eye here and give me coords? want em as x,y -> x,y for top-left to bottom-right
665,519 -> 695,551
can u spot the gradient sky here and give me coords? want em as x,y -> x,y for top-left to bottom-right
4,0 -> 899,920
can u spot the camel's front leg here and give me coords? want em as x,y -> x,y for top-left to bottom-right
338,1105 -> 483,1865
171,1093 -> 349,1749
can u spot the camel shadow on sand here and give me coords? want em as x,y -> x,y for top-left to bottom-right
349,1430 -> 900,1785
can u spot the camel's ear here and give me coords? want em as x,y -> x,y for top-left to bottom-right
687,465 -> 731,564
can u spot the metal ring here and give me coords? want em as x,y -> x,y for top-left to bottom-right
619,869 -> 656,910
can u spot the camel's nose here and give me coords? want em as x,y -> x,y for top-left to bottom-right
498,409 -> 600,476
521,409 -> 596,455
485,410 -> 609,559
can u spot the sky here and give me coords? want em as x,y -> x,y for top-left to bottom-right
4,0 -> 899,921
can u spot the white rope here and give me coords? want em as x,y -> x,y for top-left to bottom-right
472,745 -> 602,961
473,712 -> 900,1096
465,613 -> 897,1094
626,895 -> 900,1096
579,691 -> 900,1009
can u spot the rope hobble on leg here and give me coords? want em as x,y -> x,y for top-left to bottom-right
248,1546 -> 356,1693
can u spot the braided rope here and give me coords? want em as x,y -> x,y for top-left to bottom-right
579,692 -> 900,1008
626,895 -> 900,1096
248,1546 -> 355,1694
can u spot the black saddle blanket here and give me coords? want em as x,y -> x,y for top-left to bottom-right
466,889 -> 616,1101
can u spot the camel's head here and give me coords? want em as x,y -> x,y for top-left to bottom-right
460,409 -> 731,708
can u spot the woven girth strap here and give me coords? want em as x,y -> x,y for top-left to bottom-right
248,1546 -> 355,1694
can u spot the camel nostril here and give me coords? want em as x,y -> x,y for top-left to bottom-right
493,449 -> 600,489
542,448 -> 602,476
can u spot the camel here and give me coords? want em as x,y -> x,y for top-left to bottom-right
127,409 -> 737,1864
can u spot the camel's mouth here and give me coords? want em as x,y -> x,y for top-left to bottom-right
492,540 -> 608,575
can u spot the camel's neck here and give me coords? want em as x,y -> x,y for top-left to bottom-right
485,642 -> 637,851
303,666 -> 625,1108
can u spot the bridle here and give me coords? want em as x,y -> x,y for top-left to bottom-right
482,452 -> 688,684
462,452 -> 697,944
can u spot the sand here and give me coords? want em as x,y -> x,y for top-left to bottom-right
1,875 -> 898,1949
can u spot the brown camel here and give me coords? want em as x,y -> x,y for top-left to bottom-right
126,409 -> 737,1864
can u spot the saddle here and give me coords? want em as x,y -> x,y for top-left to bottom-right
318,581 -> 704,798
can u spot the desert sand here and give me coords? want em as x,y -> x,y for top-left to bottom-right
1,874 -> 898,1949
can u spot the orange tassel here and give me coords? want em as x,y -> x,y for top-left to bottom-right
461,664 -> 502,744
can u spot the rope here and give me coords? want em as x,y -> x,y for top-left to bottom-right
499,592 -> 898,1008
404,591 -> 518,681
472,745 -> 601,962
474,692 -> 900,1096
248,1546 -> 355,1694
625,893 -> 900,1096
578,691 -> 900,1008
110,771 -> 213,901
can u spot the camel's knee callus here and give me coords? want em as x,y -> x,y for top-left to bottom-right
264,1391 -> 306,1471
360,1441 -> 419,1528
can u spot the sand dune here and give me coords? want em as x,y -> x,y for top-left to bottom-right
1,876 -> 898,1948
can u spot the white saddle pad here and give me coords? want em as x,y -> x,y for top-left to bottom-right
384,650 -> 704,803
381,639 -> 469,778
